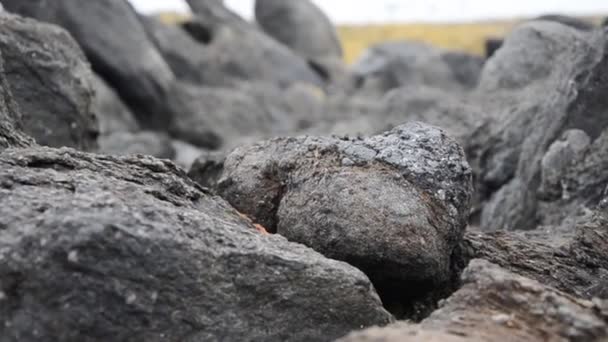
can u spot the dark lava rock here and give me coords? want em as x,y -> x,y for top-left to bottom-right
0,147 -> 393,342
91,73 -> 139,136
181,1 -> 324,87
98,131 -> 176,160
338,259 -> 608,342
352,41 -> 484,95
210,122 -> 473,319
0,13 -> 98,150
461,195 -> 608,300
0,55 -> 32,150
474,21 -> 608,230
3,0 -> 176,130
255,0 -> 343,61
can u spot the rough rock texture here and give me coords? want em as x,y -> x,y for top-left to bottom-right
352,41 -> 484,95
535,128 -> 608,227
210,122 -> 473,319
462,197 -> 608,300
0,13 -> 98,150
475,22 -> 608,230
98,131 -> 176,159
0,147 -> 393,342
0,52 -> 32,150
91,74 -> 139,136
255,0 -> 343,61
338,260 -> 608,342
181,1 -> 323,87
3,0 -> 176,129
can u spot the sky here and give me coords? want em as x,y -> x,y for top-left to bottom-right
129,0 -> 608,24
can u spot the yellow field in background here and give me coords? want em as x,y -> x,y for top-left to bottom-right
338,22 -> 515,64
157,12 -> 603,65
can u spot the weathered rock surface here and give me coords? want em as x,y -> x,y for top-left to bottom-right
0,53 -> 32,150
91,74 -> 139,136
474,22 -> 608,230
98,131 -> 176,159
462,195 -> 608,300
255,0 -> 343,61
3,0 -> 176,129
338,259 -> 608,342
180,2 -> 324,87
352,41 -> 484,95
0,13 -> 98,150
207,122 -> 473,318
0,147 -> 393,342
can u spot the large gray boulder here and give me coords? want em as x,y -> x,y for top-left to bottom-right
338,260 -> 608,342
204,122 -> 473,319
3,0 -> 176,130
255,0 -> 343,61
352,42 -> 484,95
0,147 -> 393,342
181,1 -> 324,87
0,13 -> 98,151
475,22 -> 608,231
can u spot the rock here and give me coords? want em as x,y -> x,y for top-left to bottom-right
0,13 -> 98,150
461,196 -> 608,300
475,22 -> 608,230
0,53 -> 32,150
3,0 -> 176,130
211,122 -> 473,319
338,260 -> 608,342
188,150 -> 226,189
382,86 -> 485,146
352,41 -> 484,95
538,129 -> 591,200
91,74 -> 139,136
180,1 -> 324,87
171,139 -> 205,170
537,127 -> 608,228
0,147 -> 393,341
255,0 -> 343,61
484,37 -> 503,59
141,15 -> 238,87
535,14 -> 596,31
167,81 -> 319,149
98,131 -> 175,159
